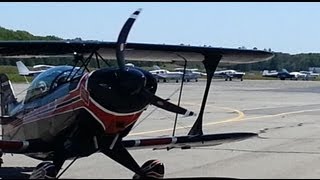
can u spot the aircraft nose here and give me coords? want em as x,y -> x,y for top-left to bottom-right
87,67 -> 155,113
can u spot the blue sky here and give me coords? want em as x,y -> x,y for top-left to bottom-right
1,2 -> 320,54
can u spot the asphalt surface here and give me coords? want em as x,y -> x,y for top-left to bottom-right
3,79 -> 320,179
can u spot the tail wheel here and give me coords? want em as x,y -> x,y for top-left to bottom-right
133,159 -> 165,179
29,162 -> 57,179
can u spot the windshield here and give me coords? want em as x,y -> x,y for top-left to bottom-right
24,66 -> 84,102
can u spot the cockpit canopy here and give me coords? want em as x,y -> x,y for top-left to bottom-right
25,66 -> 84,102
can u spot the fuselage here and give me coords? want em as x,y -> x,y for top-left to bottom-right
3,66 -> 146,160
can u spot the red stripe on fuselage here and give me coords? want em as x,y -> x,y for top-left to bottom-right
9,72 -> 143,135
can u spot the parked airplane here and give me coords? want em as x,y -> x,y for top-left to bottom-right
262,70 -> 279,78
262,69 -> 308,80
16,61 -> 53,77
214,69 -> 245,81
289,70 -> 307,80
149,69 -> 183,83
173,68 -> 203,82
299,71 -> 320,80
0,9 -> 273,179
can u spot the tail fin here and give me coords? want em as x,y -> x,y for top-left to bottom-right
153,65 -> 161,70
16,61 -> 30,76
281,69 -> 289,73
0,74 -> 17,116
262,70 -> 268,76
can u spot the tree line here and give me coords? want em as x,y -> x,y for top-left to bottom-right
1,26 -> 320,72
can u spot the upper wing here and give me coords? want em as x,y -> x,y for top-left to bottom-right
0,41 -> 274,65
122,132 -> 257,150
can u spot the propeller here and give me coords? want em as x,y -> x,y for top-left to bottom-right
116,8 -> 142,70
87,9 -> 195,117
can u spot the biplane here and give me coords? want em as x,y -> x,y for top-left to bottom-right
0,9 -> 273,179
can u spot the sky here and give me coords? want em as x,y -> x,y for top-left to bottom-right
1,2 -> 320,54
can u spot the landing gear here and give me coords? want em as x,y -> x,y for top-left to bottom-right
0,150 -> 3,167
29,162 -> 57,179
133,159 -> 165,179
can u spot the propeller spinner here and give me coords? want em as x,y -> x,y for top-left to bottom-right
87,9 -> 195,116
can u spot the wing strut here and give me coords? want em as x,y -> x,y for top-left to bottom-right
172,53 -> 187,136
188,54 -> 222,136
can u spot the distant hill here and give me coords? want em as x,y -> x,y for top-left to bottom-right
0,26 -> 62,40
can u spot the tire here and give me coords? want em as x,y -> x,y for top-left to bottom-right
133,159 -> 165,179
29,162 -> 57,179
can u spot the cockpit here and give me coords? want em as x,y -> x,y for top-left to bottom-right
24,66 -> 84,102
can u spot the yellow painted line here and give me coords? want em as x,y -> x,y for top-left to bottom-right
243,108 -> 320,121
128,105 -> 244,136
128,104 -> 320,136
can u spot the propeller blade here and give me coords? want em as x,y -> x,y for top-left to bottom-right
116,8 -> 142,70
142,89 -> 195,117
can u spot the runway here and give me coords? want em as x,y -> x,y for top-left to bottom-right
3,79 -> 320,179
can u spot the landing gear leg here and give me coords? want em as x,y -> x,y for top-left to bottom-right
101,141 -> 145,178
133,159 -> 165,179
29,153 -> 66,179
29,162 -> 58,179
0,150 -> 3,167
100,136 -> 164,179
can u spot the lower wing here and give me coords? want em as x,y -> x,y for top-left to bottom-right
122,132 -> 257,150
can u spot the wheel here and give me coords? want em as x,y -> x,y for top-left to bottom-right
133,159 -> 165,179
29,162 -> 57,179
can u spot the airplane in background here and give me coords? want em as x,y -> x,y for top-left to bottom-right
16,61 -> 53,77
213,69 -> 246,81
262,69 -> 279,78
16,61 -> 55,84
289,70 -> 307,80
149,68 -> 183,83
173,68 -> 204,82
262,69 -> 309,80
0,9 -> 273,179
299,71 -> 320,80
